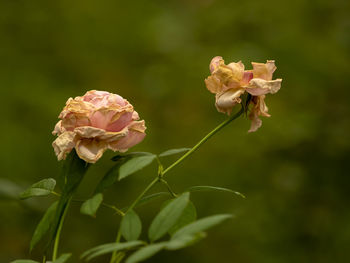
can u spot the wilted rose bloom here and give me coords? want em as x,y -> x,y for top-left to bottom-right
52,90 -> 146,163
205,56 -> 282,132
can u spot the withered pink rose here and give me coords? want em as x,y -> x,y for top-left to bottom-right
205,56 -> 282,132
52,90 -> 146,163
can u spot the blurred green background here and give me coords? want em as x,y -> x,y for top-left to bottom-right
1,0 -> 350,262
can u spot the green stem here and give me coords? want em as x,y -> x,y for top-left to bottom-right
109,231 -> 122,263
160,179 -> 177,197
52,198 -> 71,261
162,106 -> 244,176
109,106 -> 244,263
102,203 -> 125,216
127,177 -> 160,213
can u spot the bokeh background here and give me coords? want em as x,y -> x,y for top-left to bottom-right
1,0 -> 350,262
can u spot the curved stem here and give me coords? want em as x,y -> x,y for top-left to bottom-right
102,203 -> 125,216
52,198 -> 71,261
126,177 -> 160,213
109,106 -> 244,263
160,179 -> 177,197
162,106 -> 244,176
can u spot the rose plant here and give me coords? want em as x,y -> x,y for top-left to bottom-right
12,57 -> 282,263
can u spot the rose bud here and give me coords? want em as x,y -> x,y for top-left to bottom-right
52,90 -> 146,163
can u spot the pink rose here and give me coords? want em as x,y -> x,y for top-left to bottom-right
205,57 -> 282,132
52,90 -> 146,163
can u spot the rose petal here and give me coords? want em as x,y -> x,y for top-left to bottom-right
209,56 -> 223,73
248,95 -> 270,132
240,71 -> 253,86
59,98 -> 94,119
251,60 -> 277,80
227,61 -> 245,81
248,111 -> 262,133
89,109 -> 116,130
52,132 -> 77,160
215,88 -> 245,115
52,120 -> 64,135
75,139 -> 107,163
108,94 -> 128,107
257,95 -> 270,117
205,76 -> 222,94
214,63 -> 243,86
132,111 -> 140,121
74,126 -> 127,142
108,121 -> 146,152
246,78 -> 282,96
106,111 -> 133,132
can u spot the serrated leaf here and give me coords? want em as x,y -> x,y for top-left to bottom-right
119,155 -> 156,180
10,260 -> 39,263
148,192 -> 190,242
125,243 -> 166,263
172,214 -> 232,239
52,253 -> 71,263
187,186 -> 245,198
19,178 -> 56,199
121,210 -> 142,241
81,241 -> 144,261
169,201 -> 197,235
80,193 -> 103,217
165,232 -> 206,250
30,201 -> 58,251
158,148 -> 191,157
135,192 -> 171,208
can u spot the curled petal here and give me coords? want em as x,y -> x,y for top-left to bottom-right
109,120 -> 146,152
61,114 -> 90,132
215,88 -> 245,115
132,111 -> 140,120
209,56 -> 223,73
227,61 -> 245,81
59,98 -> 94,119
89,106 -> 133,131
75,139 -> 108,163
248,95 -> 270,133
82,90 -> 128,108
83,90 -> 110,101
251,60 -> 277,80
248,111 -> 262,133
74,126 -> 127,142
246,78 -> 282,96
52,120 -> 64,135
74,126 -> 107,138
240,71 -> 253,86
52,132 -> 77,160
205,76 -> 222,94
214,63 -> 243,86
